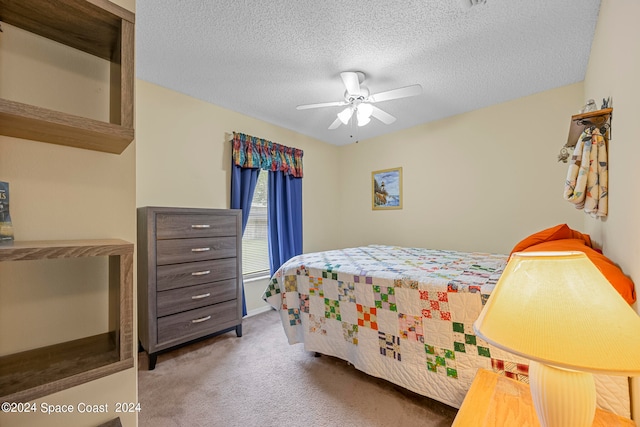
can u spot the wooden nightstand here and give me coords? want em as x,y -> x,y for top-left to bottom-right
452,369 -> 634,426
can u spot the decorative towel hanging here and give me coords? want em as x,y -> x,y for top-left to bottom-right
563,128 -> 608,217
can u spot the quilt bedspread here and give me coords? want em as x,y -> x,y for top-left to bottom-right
262,245 -> 510,407
262,245 -> 630,416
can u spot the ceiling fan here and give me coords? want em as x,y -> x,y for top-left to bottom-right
296,72 -> 423,130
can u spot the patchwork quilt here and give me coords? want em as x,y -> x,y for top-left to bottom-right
262,245 -> 630,416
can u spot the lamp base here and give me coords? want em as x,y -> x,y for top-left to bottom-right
529,360 -> 596,427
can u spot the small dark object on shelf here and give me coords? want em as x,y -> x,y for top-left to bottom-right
0,181 -> 14,241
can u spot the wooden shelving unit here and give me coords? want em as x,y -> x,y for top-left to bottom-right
0,0 -> 135,154
0,0 -> 136,409
0,239 -> 134,402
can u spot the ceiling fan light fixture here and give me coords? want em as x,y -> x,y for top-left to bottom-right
337,106 -> 354,125
357,116 -> 370,127
356,112 -> 371,127
356,102 -> 373,126
297,71 -> 420,131
358,102 -> 373,119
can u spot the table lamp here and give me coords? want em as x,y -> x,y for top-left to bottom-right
474,251 -> 640,427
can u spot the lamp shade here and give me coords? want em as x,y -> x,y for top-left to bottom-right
474,251 -> 640,375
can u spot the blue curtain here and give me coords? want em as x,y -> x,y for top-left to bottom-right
230,164 -> 261,317
267,170 -> 303,276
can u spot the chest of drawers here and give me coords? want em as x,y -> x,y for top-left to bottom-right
137,207 -> 243,369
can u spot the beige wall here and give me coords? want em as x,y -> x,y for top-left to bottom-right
0,0 -> 137,426
335,83 -> 586,254
583,0 -> 640,423
136,80 -> 342,254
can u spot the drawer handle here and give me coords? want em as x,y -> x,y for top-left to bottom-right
191,224 -> 211,229
191,315 -> 211,324
191,270 -> 211,276
191,247 -> 211,252
191,293 -> 211,300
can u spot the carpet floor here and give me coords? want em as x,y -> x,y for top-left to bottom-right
138,309 -> 458,426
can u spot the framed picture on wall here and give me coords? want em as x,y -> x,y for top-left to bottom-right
372,167 -> 402,210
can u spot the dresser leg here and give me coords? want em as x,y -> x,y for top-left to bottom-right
235,324 -> 243,337
148,353 -> 157,370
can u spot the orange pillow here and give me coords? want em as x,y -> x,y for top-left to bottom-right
510,224 -> 592,256
514,238 -> 636,304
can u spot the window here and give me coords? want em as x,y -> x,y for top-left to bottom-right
242,172 -> 269,277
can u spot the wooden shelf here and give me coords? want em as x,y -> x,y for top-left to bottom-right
0,99 -> 134,154
0,238 -> 133,261
0,239 -> 134,402
567,108 -> 613,147
0,0 -> 135,61
0,333 -> 132,403
0,0 -> 135,154
97,418 -> 123,427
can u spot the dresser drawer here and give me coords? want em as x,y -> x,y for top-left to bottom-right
156,213 -> 238,240
156,258 -> 237,291
157,279 -> 238,317
156,236 -> 236,265
157,300 -> 239,344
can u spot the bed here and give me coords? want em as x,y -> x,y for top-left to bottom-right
262,226 -> 635,418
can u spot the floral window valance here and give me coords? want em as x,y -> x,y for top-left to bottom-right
232,132 -> 303,178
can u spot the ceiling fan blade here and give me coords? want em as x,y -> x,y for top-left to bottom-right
328,117 -> 342,130
370,105 -> 396,125
368,84 -> 422,103
296,101 -> 348,110
340,72 -> 361,96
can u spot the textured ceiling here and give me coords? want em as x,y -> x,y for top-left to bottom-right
136,0 -> 601,146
